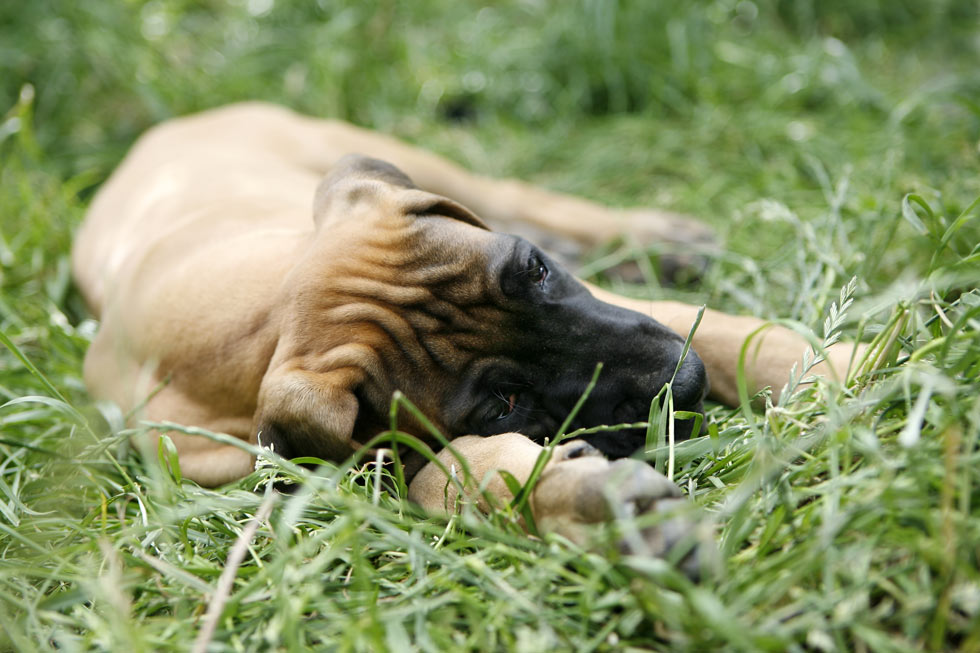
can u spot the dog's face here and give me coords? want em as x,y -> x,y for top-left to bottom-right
255,156 -> 707,463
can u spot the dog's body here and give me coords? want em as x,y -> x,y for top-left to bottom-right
74,103 -> 858,557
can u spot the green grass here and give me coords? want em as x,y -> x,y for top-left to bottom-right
2,0 -> 980,650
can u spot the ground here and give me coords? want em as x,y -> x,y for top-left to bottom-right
1,1 -> 979,650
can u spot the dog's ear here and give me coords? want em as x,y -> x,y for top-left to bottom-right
313,154 -> 488,230
253,364 -> 362,464
398,188 -> 489,230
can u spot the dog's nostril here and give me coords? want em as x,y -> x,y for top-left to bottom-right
671,350 -> 707,411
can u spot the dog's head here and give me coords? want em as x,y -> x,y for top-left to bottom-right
255,155 -> 707,464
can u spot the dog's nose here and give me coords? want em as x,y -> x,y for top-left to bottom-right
671,349 -> 707,412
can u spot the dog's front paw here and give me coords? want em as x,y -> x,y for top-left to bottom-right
599,460 -> 702,578
531,455 -> 703,578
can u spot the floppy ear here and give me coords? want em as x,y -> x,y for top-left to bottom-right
253,365 -> 363,464
398,188 -> 489,230
313,154 -> 489,230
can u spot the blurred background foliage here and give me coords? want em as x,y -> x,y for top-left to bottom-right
2,0 -> 979,309
2,1 -> 977,180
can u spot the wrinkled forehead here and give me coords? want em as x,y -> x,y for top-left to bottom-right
408,216 -> 518,277
317,214 -> 522,313
345,218 -> 522,417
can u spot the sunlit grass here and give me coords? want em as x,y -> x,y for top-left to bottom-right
2,1 -> 980,650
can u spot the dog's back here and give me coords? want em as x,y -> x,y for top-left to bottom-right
73,104 -> 329,316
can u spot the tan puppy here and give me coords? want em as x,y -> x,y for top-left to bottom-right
73,103 -> 858,562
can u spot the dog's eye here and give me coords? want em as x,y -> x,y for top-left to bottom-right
491,393 -> 517,421
525,254 -> 548,285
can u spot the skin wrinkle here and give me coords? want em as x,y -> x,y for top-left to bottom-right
327,277 -> 434,305
328,294 -> 505,377
295,274 -> 501,428
304,343 -> 384,379
323,301 -> 433,372
309,226 -> 507,387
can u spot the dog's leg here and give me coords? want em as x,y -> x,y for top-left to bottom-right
309,121 -> 717,266
585,284 -> 867,406
409,433 -> 699,571
171,103 -> 714,264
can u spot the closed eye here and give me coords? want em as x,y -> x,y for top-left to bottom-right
492,392 -> 517,420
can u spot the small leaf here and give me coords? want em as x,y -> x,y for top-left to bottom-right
901,193 -> 933,237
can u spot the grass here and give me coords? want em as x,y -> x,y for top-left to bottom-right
2,0 -> 980,650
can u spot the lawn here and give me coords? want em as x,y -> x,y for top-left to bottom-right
2,1 -> 980,650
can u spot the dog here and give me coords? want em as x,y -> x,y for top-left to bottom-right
73,103 -> 860,564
